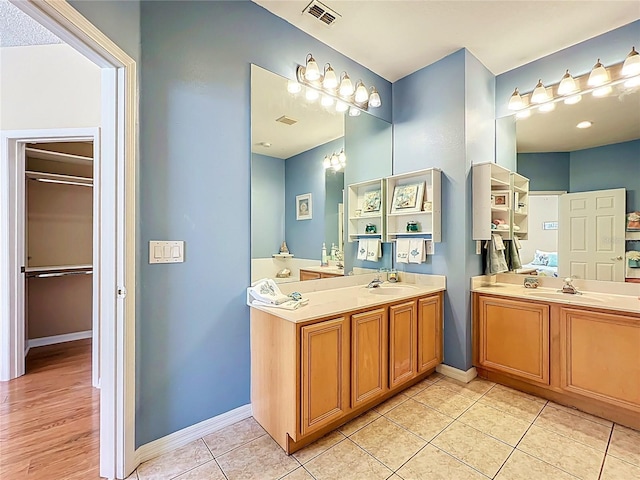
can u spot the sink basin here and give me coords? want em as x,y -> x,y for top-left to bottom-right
524,291 -> 605,303
367,285 -> 420,296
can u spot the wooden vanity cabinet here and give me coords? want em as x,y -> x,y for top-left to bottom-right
389,301 -> 418,388
299,270 -> 321,281
476,296 -> 550,385
300,317 -> 350,436
351,308 -> 388,408
251,291 -> 444,454
559,307 -> 640,410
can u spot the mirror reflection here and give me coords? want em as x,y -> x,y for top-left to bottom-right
514,82 -> 640,282
250,65 -> 392,283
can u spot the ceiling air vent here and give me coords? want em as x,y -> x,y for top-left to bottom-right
303,0 -> 341,27
276,115 -> 298,126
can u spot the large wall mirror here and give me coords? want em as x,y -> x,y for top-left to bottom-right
502,81 -> 640,282
251,64 -> 392,283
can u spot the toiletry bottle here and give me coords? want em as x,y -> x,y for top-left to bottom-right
330,243 -> 336,260
321,243 -> 328,266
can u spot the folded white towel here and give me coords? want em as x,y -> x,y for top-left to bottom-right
248,278 -> 290,305
396,239 -> 410,264
409,239 -> 425,264
252,298 -> 309,310
366,239 -> 381,262
357,239 -> 367,260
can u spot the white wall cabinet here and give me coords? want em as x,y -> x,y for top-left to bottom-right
472,163 -> 529,241
347,178 -> 385,242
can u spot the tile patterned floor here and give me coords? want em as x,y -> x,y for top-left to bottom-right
129,374 -> 640,480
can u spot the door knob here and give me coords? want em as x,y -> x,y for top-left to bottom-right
610,256 -> 623,260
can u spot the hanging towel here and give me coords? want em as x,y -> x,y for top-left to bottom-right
248,278 -> 290,305
366,239 -> 381,262
505,239 -> 522,270
357,239 -> 367,260
409,239 -> 425,264
485,234 -> 508,275
252,298 -> 309,310
396,239 -> 410,264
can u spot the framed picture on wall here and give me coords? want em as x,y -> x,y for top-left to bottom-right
390,183 -> 424,213
296,193 -> 312,220
362,190 -> 382,213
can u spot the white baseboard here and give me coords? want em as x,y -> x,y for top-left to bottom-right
28,330 -> 92,349
135,403 -> 252,466
436,364 -> 477,383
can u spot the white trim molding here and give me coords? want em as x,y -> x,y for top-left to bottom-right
436,364 -> 478,383
135,405 -> 253,466
28,330 -> 93,349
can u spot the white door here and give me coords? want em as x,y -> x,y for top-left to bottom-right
559,188 -> 625,281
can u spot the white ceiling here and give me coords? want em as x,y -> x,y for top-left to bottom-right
0,0 -> 62,47
253,0 -> 640,81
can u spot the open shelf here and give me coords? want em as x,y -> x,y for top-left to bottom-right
347,178 -> 385,242
26,147 -> 93,165
26,170 -> 93,186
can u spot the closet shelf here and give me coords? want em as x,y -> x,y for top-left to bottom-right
26,147 -> 93,165
26,170 -> 93,186
25,264 -> 92,273
388,211 -> 433,218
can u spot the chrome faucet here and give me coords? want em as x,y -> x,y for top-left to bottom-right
367,275 -> 384,288
560,277 -> 581,295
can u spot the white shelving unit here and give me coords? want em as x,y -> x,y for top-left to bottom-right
385,168 -> 441,243
472,163 -> 529,240
347,178 -> 385,242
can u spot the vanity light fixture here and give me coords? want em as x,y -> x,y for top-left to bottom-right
531,80 -> 551,104
557,70 -> 578,95
507,46 -> 640,119
622,47 -> 640,77
295,53 -> 381,114
588,59 -> 610,86
323,148 -> 346,171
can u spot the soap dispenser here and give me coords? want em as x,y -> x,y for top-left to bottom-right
321,243 -> 328,266
330,243 -> 337,260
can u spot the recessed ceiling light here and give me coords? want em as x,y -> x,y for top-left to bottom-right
576,121 -> 592,129
259,141 -> 272,147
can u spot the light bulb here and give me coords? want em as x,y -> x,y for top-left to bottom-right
576,121 -> 592,129
368,87 -> 381,108
339,73 -> 354,97
321,95 -> 334,107
322,64 -> 338,90
592,85 -> 612,97
287,80 -> 302,94
538,103 -> 555,113
516,109 -> 531,119
330,154 -> 339,166
588,59 -> 609,86
622,47 -> 640,77
335,101 -> 348,113
624,76 -> 640,88
338,149 -> 346,164
305,88 -> 319,102
508,88 -> 524,110
348,107 -> 361,117
304,54 -> 320,81
531,80 -> 550,104
354,81 -> 369,103
323,156 -> 331,169
557,70 -> 578,95
564,94 -> 582,105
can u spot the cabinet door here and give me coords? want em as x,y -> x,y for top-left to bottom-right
351,308 -> 388,408
389,300 -> 417,388
300,270 -> 321,281
300,317 -> 350,436
478,296 -> 550,385
418,294 -> 442,373
559,308 -> 640,410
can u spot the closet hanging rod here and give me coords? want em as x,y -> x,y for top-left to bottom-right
31,178 -> 93,187
27,270 -> 93,279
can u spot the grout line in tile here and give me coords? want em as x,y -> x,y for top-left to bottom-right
210,431 -> 268,459
381,402 -> 455,442
213,457 -> 230,480
389,441 -> 431,475
168,458 -> 216,480
302,464 -> 318,480
531,412 -> 613,452
597,423 -> 615,480
344,436 -> 394,475
545,402 -> 612,427
428,442 -> 493,479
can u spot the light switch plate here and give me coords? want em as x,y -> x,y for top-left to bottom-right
149,241 -> 184,264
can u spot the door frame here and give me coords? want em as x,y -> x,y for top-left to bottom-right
1,1 -> 137,478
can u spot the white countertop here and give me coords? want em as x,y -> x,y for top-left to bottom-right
249,273 -> 446,323
299,265 -> 345,275
472,276 -> 640,316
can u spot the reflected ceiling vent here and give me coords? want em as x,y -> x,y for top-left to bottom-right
275,115 -> 298,125
303,0 -> 341,27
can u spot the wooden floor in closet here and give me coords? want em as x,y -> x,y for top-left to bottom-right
0,339 -> 100,479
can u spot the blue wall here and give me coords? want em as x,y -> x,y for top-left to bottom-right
517,152 -> 570,191
392,49 -> 487,371
285,137 -> 343,260
136,1 -> 391,446
251,153 -> 285,258
570,139 -> 640,211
